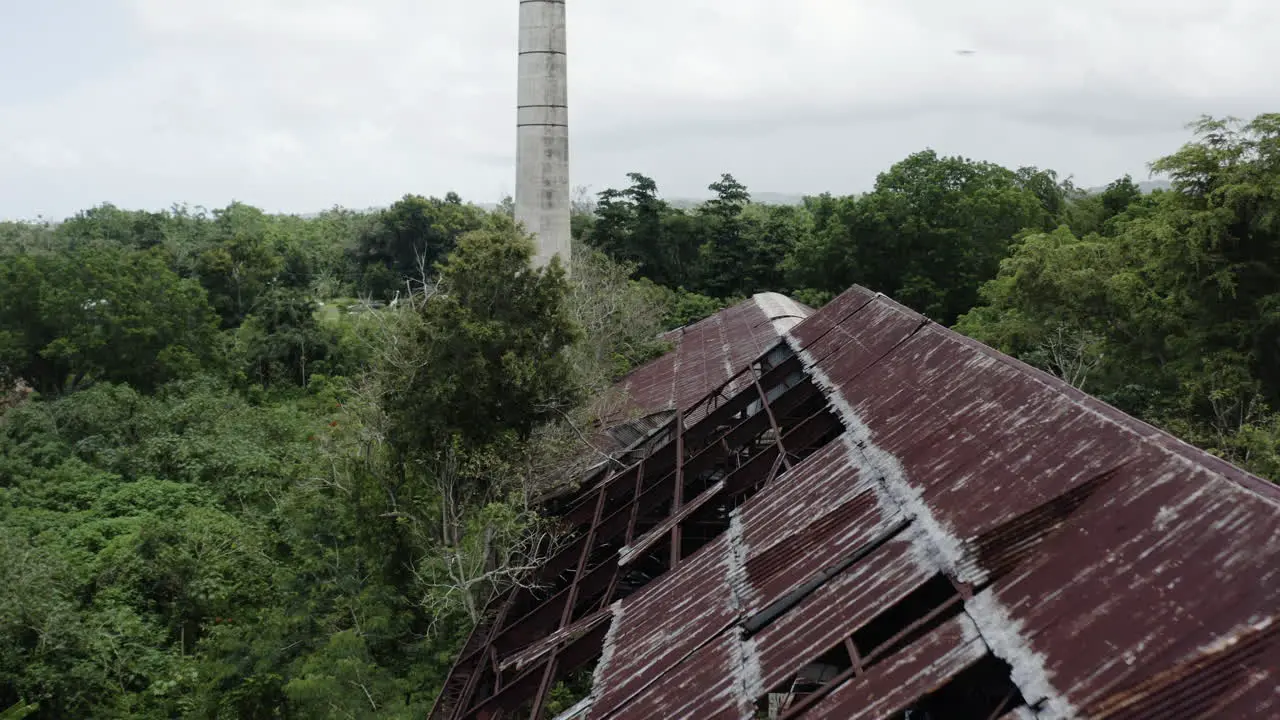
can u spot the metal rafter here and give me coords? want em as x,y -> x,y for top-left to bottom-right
751,363 -> 792,473
773,574 -> 970,720
436,343 -> 816,720
528,484 -> 610,719
670,409 -> 685,566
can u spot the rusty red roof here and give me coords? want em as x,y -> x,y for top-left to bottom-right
432,286 -> 1280,720
608,292 -> 810,426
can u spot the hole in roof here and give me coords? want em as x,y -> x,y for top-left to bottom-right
541,666 -> 597,719
853,573 -> 963,664
613,535 -> 670,603
678,493 -> 733,560
891,654 -> 1026,720
755,645 -> 855,719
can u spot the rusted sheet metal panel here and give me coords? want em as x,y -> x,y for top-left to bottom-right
498,607 -> 612,673
827,329 -> 995,461
601,632 -> 745,720
1202,670 -> 1280,720
751,531 -> 934,693
916,406 -> 1139,546
934,321 -> 1280,505
672,325 -> 718,410
1178,666 -> 1279,718
735,439 -> 865,558
831,295 -> 1280,507
603,410 -> 675,451
727,309 -> 782,377
810,301 -> 924,390
618,479 -> 726,566
817,308 -> 1274,575
983,461 -> 1280,713
787,285 -> 877,352
587,534 -> 739,719
752,292 -> 812,334
741,488 -> 895,614
805,614 -> 988,719
613,296 -> 797,425
799,288 -> 1280,717
809,296 -> 1280,713
841,328 -> 1141,544
1084,614 -> 1280,719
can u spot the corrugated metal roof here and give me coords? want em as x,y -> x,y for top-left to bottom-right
588,531 -> 742,719
804,614 -> 989,719
793,289 -> 1280,718
609,293 -> 811,427
432,285 -> 1280,720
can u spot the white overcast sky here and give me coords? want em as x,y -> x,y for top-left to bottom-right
1,0 -> 1277,220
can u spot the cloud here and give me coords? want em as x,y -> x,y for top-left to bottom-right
0,0 -> 1277,219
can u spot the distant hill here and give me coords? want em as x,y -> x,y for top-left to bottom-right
294,181 -> 1170,220
745,191 -> 808,206
1084,179 -> 1171,194
668,192 -> 807,210
668,182 -> 1178,209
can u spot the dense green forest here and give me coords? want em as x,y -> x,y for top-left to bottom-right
1,113 -> 1277,718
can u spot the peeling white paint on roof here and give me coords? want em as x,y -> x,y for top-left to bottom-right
783,325 -> 1081,720
753,292 -> 811,335
1194,614 -> 1275,657
1005,706 -> 1043,720
966,589 -> 1080,719
735,633 -> 764,716
726,509 -> 755,614
790,336 -> 968,576
589,600 -> 624,705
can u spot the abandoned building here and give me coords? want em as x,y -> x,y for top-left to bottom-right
429,285 -> 1280,719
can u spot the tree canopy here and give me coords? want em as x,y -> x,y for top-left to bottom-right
958,113 -> 1280,476
2,112 -> 1279,718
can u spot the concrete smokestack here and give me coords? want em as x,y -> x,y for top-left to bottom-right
516,0 -> 571,271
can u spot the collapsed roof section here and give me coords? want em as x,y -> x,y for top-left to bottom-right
432,286 -> 1280,720
569,293 -> 811,484
608,292 -> 811,426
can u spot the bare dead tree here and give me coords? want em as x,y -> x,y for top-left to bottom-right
0,378 -> 33,415
414,509 -> 562,630
1037,325 -> 1103,390
406,243 -> 444,306
433,446 -> 463,548
571,184 -> 596,217
1206,380 -> 1267,465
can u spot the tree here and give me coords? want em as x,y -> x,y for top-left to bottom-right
588,173 -> 817,301
0,221 -> 58,256
695,174 -> 753,297
383,225 -> 580,455
352,194 -> 489,301
1100,174 -> 1143,219
195,203 -> 285,326
785,150 -> 1045,324
733,202 -> 811,295
1143,114 -> 1280,413
233,288 -> 338,388
589,173 -> 700,288
959,114 -> 1280,477
56,204 -> 169,250
1014,166 -> 1070,227
1059,175 -> 1152,237
0,245 -> 220,393
784,194 -> 859,296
